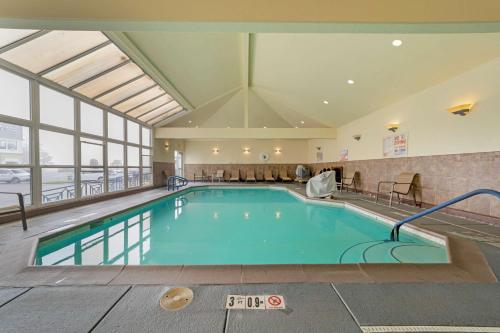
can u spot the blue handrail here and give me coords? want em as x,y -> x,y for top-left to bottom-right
167,176 -> 189,191
390,188 -> 500,241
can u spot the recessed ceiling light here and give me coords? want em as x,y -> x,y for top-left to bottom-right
300,120 -> 305,124
195,125 -> 199,128
323,100 -> 329,105
188,120 -> 192,123
392,39 -> 403,47
295,126 -> 299,128
226,126 -> 231,128
347,79 -> 355,85
263,126 -> 267,128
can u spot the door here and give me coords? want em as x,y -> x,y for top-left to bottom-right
174,150 -> 183,177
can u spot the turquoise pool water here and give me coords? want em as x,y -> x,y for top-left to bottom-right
35,187 -> 448,265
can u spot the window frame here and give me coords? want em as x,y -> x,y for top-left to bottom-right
0,63 -> 154,210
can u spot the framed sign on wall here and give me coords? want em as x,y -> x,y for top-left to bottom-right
383,133 -> 408,157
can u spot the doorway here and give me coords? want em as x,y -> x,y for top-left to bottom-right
174,150 -> 183,177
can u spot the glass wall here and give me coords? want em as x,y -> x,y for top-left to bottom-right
0,66 -> 154,209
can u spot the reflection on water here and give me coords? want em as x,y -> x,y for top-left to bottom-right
36,210 -> 151,265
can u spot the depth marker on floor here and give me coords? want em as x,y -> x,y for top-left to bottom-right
361,326 -> 500,333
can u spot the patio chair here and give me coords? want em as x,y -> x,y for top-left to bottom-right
214,170 -> 224,182
245,168 -> 257,182
264,168 -> 275,182
279,167 -> 292,182
193,170 -> 207,182
0,192 -> 27,230
340,171 -> 359,193
229,169 -> 240,182
376,172 -> 421,207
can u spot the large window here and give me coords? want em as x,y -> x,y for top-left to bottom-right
0,69 -> 30,120
40,85 -> 74,130
0,66 -> 154,209
80,102 -> 103,136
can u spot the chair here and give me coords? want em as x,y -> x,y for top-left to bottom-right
376,172 -> 421,207
279,167 -> 292,182
340,171 -> 359,193
245,168 -> 257,182
193,170 -> 206,182
264,168 -> 275,182
0,192 -> 27,230
214,170 -> 224,182
229,169 -> 240,182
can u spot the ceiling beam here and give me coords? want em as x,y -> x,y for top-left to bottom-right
4,1 -> 500,27
241,33 -> 249,128
155,127 -> 336,139
92,73 -> 146,100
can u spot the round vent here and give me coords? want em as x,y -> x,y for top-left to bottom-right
259,152 -> 270,161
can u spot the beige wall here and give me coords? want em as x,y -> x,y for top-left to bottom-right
153,138 -> 185,163
307,139 -> 337,163
336,58 -> 500,161
184,139 -> 309,164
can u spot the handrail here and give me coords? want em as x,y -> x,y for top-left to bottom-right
390,188 -> 500,241
0,191 -> 27,231
167,175 -> 189,191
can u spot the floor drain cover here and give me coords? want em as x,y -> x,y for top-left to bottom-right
160,287 -> 194,311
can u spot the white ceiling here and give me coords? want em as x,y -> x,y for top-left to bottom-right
124,32 -> 500,128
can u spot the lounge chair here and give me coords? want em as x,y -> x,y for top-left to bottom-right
245,168 -> 257,182
376,172 -> 421,207
279,167 -> 292,182
264,168 -> 275,182
214,170 -> 224,182
193,170 -> 206,182
229,169 -> 240,182
340,171 -> 359,193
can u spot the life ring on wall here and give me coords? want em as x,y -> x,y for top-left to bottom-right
259,152 -> 270,162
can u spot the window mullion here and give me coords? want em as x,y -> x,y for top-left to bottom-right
75,99 -> 81,199
31,81 -> 42,207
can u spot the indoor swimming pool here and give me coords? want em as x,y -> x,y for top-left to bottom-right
34,187 -> 448,266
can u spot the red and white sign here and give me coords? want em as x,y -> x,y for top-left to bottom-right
265,295 -> 285,309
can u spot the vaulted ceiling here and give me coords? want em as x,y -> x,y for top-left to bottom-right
123,31 -> 500,128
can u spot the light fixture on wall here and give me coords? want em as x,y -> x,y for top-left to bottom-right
212,147 -> 220,154
164,141 -> 170,151
353,134 -> 362,141
243,147 -> 251,154
386,123 -> 399,132
447,103 -> 474,116
274,147 -> 282,154
316,146 -> 321,151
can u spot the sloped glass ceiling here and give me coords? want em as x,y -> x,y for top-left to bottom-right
0,29 -> 185,126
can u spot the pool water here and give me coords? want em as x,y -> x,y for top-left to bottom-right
35,187 -> 448,266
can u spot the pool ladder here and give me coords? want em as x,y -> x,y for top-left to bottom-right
167,176 -> 189,191
390,188 -> 500,241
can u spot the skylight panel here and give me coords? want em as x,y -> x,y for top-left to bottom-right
147,106 -> 184,125
0,29 -> 39,48
43,44 -> 129,88
113,86 -> 165,112
127,94 -> 173,118
137,101 -> 179,122
0,31 -> 108,73
96,75 -> 156,106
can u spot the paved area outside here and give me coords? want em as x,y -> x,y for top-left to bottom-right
0,182 -> 499,332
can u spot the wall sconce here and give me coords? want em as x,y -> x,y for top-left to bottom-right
164,141 -> 170,151
447,103 -> 473,116
243,147 -> 251,154
316,146 -> 321,151
274,148 -> 282,154
352,134 -> 362,141
386,123 -> 399,132
212,147 -> 220,154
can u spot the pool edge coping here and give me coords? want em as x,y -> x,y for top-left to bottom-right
12,184 -> 498,285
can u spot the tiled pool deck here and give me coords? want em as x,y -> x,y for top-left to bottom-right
0,183 -> 499,332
